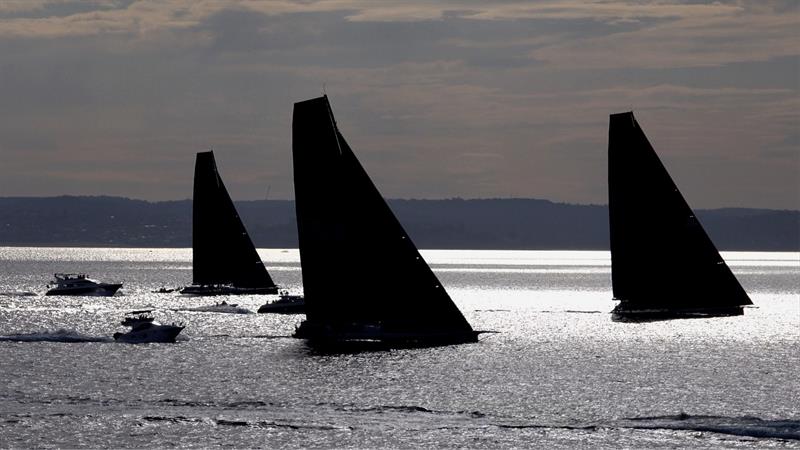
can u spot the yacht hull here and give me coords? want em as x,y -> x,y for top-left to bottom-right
45,284 -> 122,297
611,302 -> 746,322
293,320 -> 479,350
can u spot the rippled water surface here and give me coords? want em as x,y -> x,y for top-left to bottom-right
0,248 -> 798,448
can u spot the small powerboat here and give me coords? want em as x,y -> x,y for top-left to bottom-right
45,273 -> 122,297
113,310 -> 184,343
179,301 -> 252,314
152,287 -> 180,294
258,290 -> 305,314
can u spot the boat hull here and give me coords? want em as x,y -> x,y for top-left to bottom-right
611,301 -> 746,322
182,304 -> 251,314
257,296 -> 305,314
293,320 -> 479,350
45,284 -> 122,297
180,285 -> 278,296
113,325 -> 184,343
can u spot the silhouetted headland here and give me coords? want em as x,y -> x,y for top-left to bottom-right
0,196 -> 796,250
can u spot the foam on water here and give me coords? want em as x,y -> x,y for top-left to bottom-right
0,291 -> 38,297
615,414 -> 800,441
0,328 -> 111,343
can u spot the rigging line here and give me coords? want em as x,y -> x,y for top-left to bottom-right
325,96 -> 343,156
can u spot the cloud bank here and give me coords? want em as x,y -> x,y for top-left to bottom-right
0,0 -> 797,208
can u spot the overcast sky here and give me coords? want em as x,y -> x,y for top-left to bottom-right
0,0 -> 797,209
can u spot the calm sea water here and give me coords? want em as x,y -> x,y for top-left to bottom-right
0,247 -> 798,448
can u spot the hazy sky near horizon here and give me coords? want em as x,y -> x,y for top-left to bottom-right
0,0 -> 797,209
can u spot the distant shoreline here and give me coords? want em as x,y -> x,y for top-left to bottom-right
1,196 -> 797,251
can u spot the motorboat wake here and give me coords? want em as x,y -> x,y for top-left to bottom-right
0,328 -> 110,343
177,301 -> 252,314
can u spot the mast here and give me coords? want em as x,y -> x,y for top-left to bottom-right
608,112 -> 752,310
192,151 -> 276,289
292,96 -> 475,337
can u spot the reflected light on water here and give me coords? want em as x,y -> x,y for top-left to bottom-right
0,247 -> 797,448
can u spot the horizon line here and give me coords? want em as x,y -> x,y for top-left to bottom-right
0,194 -> 797,212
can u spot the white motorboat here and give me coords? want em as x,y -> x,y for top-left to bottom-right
113,310 -> 184,343
45,273 -> 122,297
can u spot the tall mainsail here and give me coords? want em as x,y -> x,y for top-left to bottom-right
191,151 -> 276,289
608,112 -> 752,313
292,96 -> 476,340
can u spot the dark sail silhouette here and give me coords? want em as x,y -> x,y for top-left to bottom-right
292,96 -> 478,347
608,112 -> 752,320
181,151 -> 278,296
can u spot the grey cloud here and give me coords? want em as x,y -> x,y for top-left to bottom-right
0,0 -> 797,209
